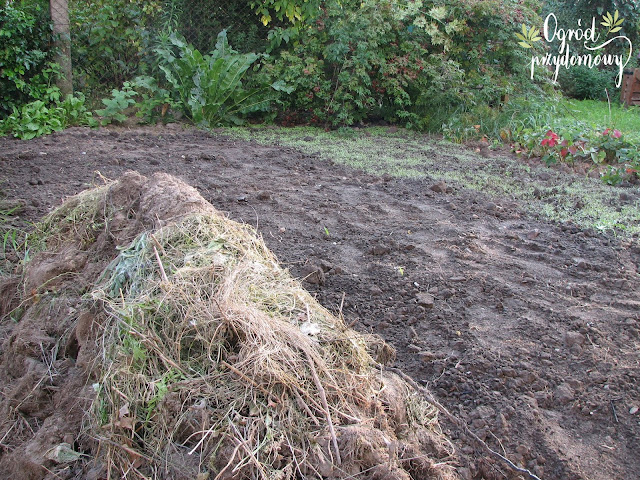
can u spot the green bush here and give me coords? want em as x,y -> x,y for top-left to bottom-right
257,0 -> 543,128
95,82 -> 138,125
92,76 -> 179,125
70,0 -> 160,95
459,1 -> 549,88
557,66 -> 616,100
0,1 -> 55,118
257,0 -> 464,127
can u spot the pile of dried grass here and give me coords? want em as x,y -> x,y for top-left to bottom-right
1,172 -> 458,480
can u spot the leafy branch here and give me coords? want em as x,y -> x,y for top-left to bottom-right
515,24 -> 541,49
601,10 -> 624,36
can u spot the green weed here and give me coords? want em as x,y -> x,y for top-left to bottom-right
0,93 -> 95,139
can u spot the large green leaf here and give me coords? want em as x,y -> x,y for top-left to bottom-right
155,31 -> 272,127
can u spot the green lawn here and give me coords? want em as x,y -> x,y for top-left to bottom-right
559,99 -> 640,139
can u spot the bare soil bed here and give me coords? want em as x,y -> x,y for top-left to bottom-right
1,125 -> 639,480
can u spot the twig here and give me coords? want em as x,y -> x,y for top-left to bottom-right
150,233 -> 165,256
610,399 -> 619,423
305,349 -> 341,465
188,423 -> 217,456
212,443 -> 243,480
128,328 -> 183,373
0,421 -> 16,447
39,464 -> 65,480
94,436 -> 154,463
338,292 -> 346,322
152,244 -> 169,283
384,366 -> 543,480
294,388 -> 321,426
228,421 -> 268,477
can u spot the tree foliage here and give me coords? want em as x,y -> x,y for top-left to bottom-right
543,0 -> 640,59
69,0 -> 161,93
256,0 -> 544,128
0,0 -> 54,118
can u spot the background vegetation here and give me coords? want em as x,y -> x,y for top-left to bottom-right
0,0 -> 639,183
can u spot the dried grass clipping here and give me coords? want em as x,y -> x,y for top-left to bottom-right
7,172 -> 459,479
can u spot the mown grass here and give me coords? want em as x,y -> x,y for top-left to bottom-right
561,99 -> 640,137
226,126 -> 640,237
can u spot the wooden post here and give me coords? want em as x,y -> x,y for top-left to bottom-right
50,0 -> 73,96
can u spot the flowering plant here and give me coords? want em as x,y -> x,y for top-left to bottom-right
516,125 -> 639,184
595,127 -> 629,163
540,130 -> 560,147
603,128 -> 622,139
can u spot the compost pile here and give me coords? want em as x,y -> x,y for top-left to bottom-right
0,172 -> 458,480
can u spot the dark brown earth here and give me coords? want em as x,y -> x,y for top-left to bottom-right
1,125 -> 639,480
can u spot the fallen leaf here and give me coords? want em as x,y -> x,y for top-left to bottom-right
45,443 -> 83,463
115,416 -> 135,430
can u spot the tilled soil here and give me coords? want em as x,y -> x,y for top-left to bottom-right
1,125 -> 639,480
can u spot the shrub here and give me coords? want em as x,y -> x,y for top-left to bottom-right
257,0 -> 464,127
70,0 -> 160,95
257,0 -> 544,128
0,1 -> 55,118
445,0 -> 544,100
94,82 -> 138,125
92,76 -> 179,125
557,66 -> 616,100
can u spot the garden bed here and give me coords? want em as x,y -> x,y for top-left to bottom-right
1,125 -> 639,480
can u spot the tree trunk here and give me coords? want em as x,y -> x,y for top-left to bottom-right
50,0 -> 73,96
